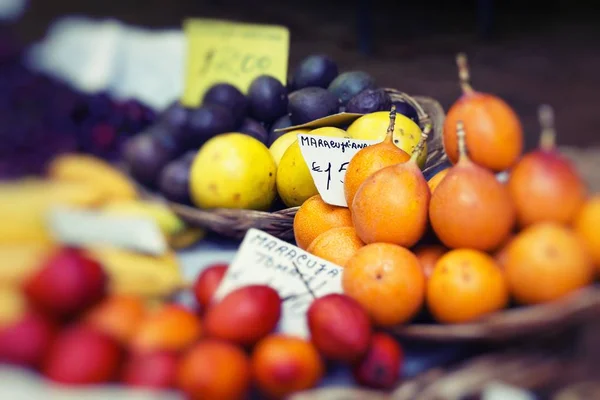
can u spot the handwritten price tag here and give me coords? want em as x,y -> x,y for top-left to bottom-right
181,18 -> 289,107
213,228 -> 343,339
298,134 -> 379,207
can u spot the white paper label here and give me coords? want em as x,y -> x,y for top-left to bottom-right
298,134 -> 379,207
213,228 -> 344,339
48,207 -> 167,256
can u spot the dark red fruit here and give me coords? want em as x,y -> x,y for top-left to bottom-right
192,263 -> 228,310
353,332 -> 403,390
122,350 -> 178,389
43,325 -> 123,384
0,311 -> 57,368
23,247 -> 107,318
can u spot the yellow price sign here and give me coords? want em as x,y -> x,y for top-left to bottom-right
181,18 -> 290,108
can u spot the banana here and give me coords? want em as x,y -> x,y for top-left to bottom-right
102,200 -> 186,237
47,154 -> 138,202
0,285 -> 27,327
0,180 -> 105,244
0,243 -> 57,286
87,247 -> 187,298
168,227 -> 206,250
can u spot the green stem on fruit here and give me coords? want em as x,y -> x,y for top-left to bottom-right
456,120 -> 469,161
410,123 -> 431,163
383,105 -> 397,144
456,53 -> 475,95
538,104 -> 556,151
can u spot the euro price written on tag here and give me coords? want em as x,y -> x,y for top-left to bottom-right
213,228 -> 344,339
48,207 -> 168,256
298,134 -> 379,207
181,18 -> 290,107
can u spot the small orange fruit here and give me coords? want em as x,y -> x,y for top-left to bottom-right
344,106 -> 410,206
343,243 -> 425,327
130,304 -> 202,353
427,249 -> 508,324
83,294 -> 147,345
427,168 -> 449,194
293,194 -> 352,250
504,223 -> 594,305
413,244 -> 447,278
574,195 -> 600,271
177,339 -> 251,400
306,226 -> 365,267
252,334 -> 324,398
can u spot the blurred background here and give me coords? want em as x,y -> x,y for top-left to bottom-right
6,0 -> 600,150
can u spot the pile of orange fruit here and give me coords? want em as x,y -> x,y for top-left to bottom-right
294,54 -> 600,328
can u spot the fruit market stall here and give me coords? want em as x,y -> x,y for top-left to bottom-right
2,12 -> 600,400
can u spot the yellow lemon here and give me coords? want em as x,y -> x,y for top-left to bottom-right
276,127 -> 349,207
190,133 -> 277,210
269,129 -> 310,167
347,111 -> 428,169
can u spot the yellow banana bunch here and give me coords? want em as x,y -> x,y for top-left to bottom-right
87,247 -> 188,298
0,243 -> 56,286
0,180 -> 105,244
47,153 -> 138,202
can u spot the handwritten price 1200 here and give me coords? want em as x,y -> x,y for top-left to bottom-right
202,47 -> 272,78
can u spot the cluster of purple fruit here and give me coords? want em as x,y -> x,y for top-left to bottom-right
0,28 -> 156,179
124,54 -> 420,206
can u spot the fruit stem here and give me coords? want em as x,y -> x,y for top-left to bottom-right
456,120 -> 469,161
456,53 -> 475,95
538,104 -> 556,151
410,123 -> 431,162
383,105 -> 397,144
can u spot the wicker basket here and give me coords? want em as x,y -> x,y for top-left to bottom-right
169,89 -> 447,240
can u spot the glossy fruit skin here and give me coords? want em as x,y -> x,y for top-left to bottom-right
346,88 -> 391,114
427,249 -> 508,323
352,163 -> 430,248
158,153 -> 194,204
268,114 -> 293,145
177,339 -> 251,400
574,196 -> 600,270
307,294 -> 372,363
187,104 -> 237,147
413,245 -> 447,279
0,311 -> 57,368
122,350 -> 178,389
429,161 -> 516,251
443,92 -> 523,172
392,100 -> 419,124
353,333 -> 403,390
239,118 -> 269,144
293,194 -> 353,250
83,294 -> 147,345
292,54 -> 339,90
192,263 -> 228,310
23,247 -> 107,318
503,223 -> 594,305
43,325 -> 123,384
190,133 -> 277,211
202,83 -> 248,125
204,285 -> 281,346
344,141 -> 410,207
328,71 -> 376,106
343,243 -> 425,327
507,149 -> 587,227
306,227 -> 365,267
427,168 -> 449,194
123,133 -> 182,187
252,334 -> 324,398
288,87 -> 339,125
248,75 -> 288,123
130,304 -> 202,353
